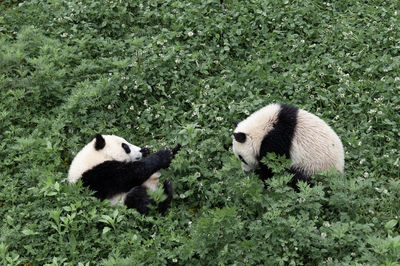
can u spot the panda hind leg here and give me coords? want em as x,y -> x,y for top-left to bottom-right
157,179 -> 174,214
288,167 -> 311,192
124,186 -> 154,214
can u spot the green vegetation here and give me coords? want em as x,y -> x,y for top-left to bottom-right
1,0 -> 400,264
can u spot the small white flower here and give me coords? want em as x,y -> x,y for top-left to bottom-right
321,232 -> 327,239
130,106 -> 134,110
216,117 -> 223,121
107,105 -> 112,110
360,158 -> 366,165
297,197 -> 306,203
172,258 -> 178,263
188,31 -> 194,37
205,84 -> 210,89
323,221 -> 331,227
179,194 -> 186,199
364,172 -> 369,178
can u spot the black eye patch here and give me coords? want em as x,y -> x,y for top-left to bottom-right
238,155 -> 248,165
122,143 -> 131,154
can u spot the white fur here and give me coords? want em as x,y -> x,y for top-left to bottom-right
68,135 -> 143,183
233,103 -> 281,171
290,109 -> 344,175
233,104 -> 344,176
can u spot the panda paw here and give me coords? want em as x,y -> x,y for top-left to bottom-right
158,179 -> 173,213
163,179 -> 173,197
171,144 -> 181,156
156,148 -> 174,169
156,144 -> 181,169
140,147 -> 151,158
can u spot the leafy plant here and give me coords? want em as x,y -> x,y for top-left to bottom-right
1,0 -> 400,264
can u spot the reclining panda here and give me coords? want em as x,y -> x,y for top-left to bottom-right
68,134 -> 180,214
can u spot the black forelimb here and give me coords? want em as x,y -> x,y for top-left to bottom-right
81,148 -> 175,200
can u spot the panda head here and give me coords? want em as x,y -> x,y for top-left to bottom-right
68,134 -> 145,183
92,134 -> 143,162
232,104 -> 281,172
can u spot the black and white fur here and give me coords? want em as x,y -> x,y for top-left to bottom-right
68,134 -> 180,214
232,103 -> 344,187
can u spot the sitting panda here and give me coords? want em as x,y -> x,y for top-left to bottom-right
68,134 -> 180,214
232,103 -> 344,188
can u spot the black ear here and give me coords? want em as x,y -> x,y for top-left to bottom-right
232,121 -> 239,127
233,132 -> 246,143
94,134 -> 105,150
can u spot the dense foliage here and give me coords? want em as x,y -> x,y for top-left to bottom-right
1,0 -> 400,264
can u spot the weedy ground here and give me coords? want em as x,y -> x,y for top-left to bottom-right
1,0 -> 400,265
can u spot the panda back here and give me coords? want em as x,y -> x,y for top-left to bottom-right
290,109 -> 344,175
67,140 -> 109,184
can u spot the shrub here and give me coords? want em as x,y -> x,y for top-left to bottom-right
1,0 -> 399,264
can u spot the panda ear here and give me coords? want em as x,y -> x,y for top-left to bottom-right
94,134 -> 105,150
232,121 -> 239,127
233,132 -> 246,143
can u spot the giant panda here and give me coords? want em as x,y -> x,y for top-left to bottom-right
68,134 -> 180,214
232,103 -> 344,188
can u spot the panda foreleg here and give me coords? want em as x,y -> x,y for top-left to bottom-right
157,179 -> 174,213
255,163 -> 274,187
124,186 -> 155,214
128,148 -> 175,184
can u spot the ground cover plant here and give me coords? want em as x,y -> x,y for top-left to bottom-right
1,0 -> 400,264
